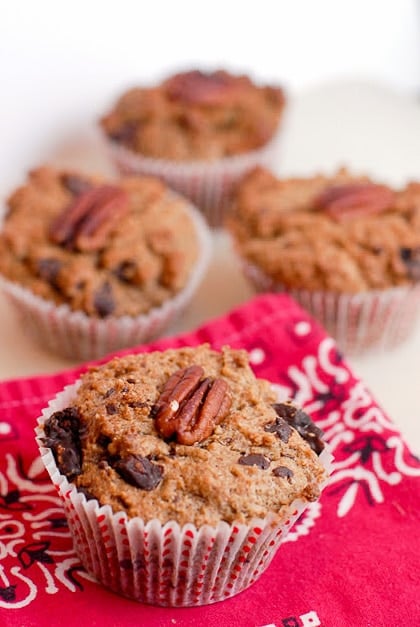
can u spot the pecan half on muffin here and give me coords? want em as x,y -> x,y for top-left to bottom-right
37,345 -> 329,606
100,69 -> 286,225
0,167 -> 210,359
228,167 -> 420,352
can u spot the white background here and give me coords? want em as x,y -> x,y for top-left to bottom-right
1,1 -> 420,194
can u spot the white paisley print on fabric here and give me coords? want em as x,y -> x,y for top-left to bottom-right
0,452 -> 93,609
274,326 -> 420,528
1,320 -> 420,605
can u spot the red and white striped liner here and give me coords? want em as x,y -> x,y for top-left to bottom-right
106,132 -> 283,228
36,381 -> 332,607
0,200 -> 212,361
242,260 -> 420,355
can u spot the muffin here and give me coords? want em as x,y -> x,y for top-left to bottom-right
0,167 -> 211,360
100,69 -> 286,225
36,345 -> 330,606
228,167 -> 420,353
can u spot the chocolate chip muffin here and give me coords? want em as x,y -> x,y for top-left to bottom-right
0,167 -> 211,359
37,345 -> 329,606
101,70 -> 285,161
43,344 -> 326,526
228,167 -> 420,353
100,69 -> 286,226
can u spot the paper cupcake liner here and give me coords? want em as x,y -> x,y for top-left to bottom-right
106,132 -> 282,228
242,260 -> 420,355
35,381 -> 332,607
0,201 -> 212,361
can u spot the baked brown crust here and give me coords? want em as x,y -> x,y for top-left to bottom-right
228,167 -> 420,292
61,345 -> 326,527
100,69 -> 285,161
0,167 -> 199,317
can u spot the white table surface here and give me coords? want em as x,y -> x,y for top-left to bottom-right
0,80 -> 419,453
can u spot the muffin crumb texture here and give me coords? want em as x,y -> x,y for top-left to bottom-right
0,167 -> 199,317
44,345 -> 326,527
101,69 -> 285,160
228,167 -> 420,292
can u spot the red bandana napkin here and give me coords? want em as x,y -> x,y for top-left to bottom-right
0,294 -> 419,627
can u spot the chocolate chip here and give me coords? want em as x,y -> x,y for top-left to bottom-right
272,402 -> 298,422
104,388 -> 115,399
36,258 -> 63,289
127,378 -> 137,384
272,403 -> 325,455
113,455 -> 163,490
96,434 -> 112,448
61,174 -> 92,196
400,247 -> 413,262
114,260 -> 137,283
400,247 -> 420,281
273,466 -> 294,479
238,454 -> 270,469
43,407 -> 83,480
128,401 -> 149,409
149,404 -> 159,419
109,121 -> 138,146
106,403 -> 118,415
264,416 -> 292,443
93,282 -> 115,317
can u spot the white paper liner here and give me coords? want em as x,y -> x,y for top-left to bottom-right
35,381 -> 332,607
106,131 -> 282,227
241,259 -> 420,355
0,201 -> 212,361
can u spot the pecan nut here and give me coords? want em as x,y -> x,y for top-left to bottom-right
153,365 -> 231,445
164,70 -> 240,106
49,185 -> 128,251
314,183 -> 395,221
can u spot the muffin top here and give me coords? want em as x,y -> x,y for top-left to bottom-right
43,345 -> 326,527
0,167 -> 200,317
100,69 -> 285,161
228,167 -> 420,292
